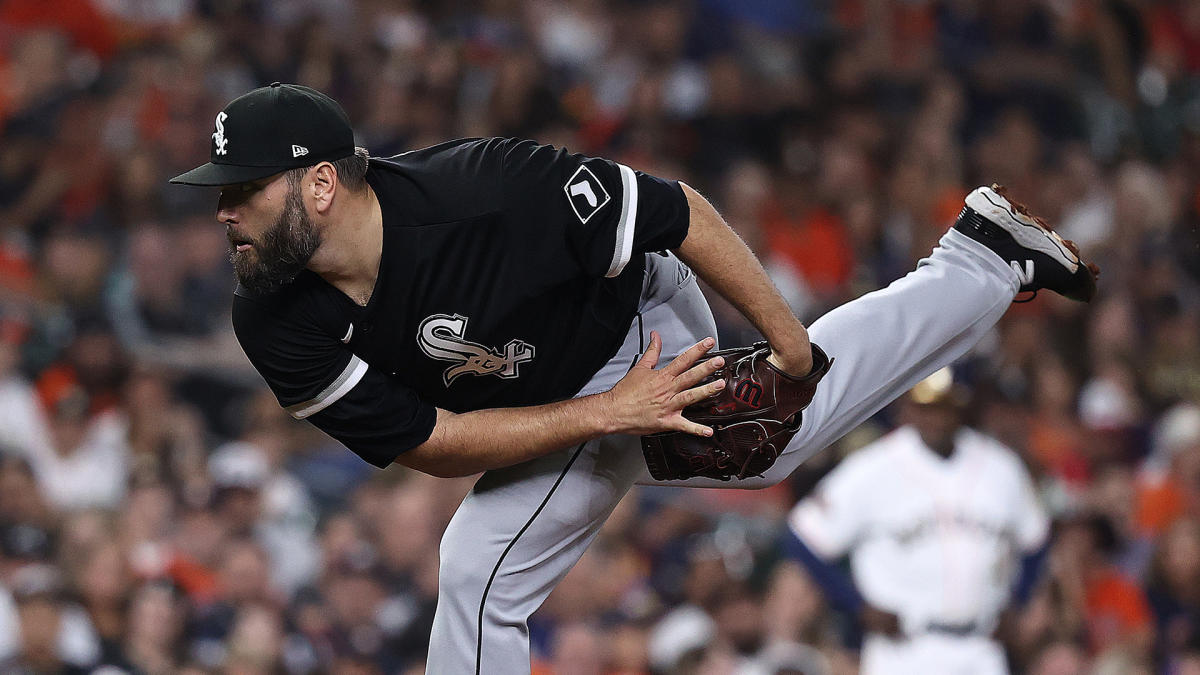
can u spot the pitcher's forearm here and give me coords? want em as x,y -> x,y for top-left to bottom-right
398,397 -> 613,477
395,334 -> 727,477
673,183 -> 812,372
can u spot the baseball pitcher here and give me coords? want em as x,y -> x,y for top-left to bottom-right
170,83 -> 1095,673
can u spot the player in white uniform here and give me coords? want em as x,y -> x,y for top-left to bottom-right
788,368 -> 1049,675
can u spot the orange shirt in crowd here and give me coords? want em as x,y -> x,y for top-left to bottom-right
166,554 -> 221,605
1135,478 -> 1188,537
763,206 -> 853,295
1085,568 -> 1152,652
532,661 -> 646,675
0,0 -> 117,60
1028,416 -> 1092,486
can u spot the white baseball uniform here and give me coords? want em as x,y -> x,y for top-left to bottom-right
790,425 -> 1049,675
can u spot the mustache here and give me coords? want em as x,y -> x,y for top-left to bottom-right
226,226 -> 256,247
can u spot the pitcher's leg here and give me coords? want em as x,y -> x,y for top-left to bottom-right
636,186 -> 1099,490
426,434 -> 644,674
426,256 -> 721,673
766,228 -> 1018,476
637,228 -> 1021,490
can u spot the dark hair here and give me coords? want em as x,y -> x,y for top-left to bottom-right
285,146 -> 370,192
1053,511 -> 1120,555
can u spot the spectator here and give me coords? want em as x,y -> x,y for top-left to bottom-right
1050,513 -> 1153,657
123,581 -> 186,675
1137,403 -> 1200,537
1146,518 -> 1200,668
0,563 -> 99,672
207,440 -> 319,595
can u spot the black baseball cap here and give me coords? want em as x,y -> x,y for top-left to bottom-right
169,82 -> 355,187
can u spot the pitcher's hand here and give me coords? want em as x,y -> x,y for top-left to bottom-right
598,331 -> 727,436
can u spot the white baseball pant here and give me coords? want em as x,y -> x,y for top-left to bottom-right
862,633 -> 1009,675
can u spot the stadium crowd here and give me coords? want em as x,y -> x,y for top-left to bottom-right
1,0 -> 1199,673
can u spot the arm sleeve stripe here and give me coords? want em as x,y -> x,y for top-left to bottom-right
604,163 -> 639,278
285,355 -> 368,420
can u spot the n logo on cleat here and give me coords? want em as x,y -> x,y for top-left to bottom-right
1011,260 -> 1035,285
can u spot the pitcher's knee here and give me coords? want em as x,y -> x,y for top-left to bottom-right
438,539 -> 491,595
438,540 -> 530,621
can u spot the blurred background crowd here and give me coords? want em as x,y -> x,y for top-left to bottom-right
1,0 -> 1199,673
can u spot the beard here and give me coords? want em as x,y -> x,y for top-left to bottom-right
229,182 -> 321,295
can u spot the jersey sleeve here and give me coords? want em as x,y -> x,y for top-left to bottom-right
787,455 -> 871,559
232,295 -> 436,468
497,138 -> 690,278
1012,460 -> 1050,552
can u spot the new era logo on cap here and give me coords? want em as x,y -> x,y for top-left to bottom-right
292,145 -> 309,158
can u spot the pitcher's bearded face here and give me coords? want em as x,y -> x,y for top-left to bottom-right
221,177 -> 321,295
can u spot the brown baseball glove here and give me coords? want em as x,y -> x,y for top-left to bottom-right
641,341 -> 833,481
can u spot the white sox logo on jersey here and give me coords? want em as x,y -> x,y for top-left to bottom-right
212,112 -> 229,156
417,314 -> 536,386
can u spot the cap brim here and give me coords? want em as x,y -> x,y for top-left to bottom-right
168,162 -> 287,187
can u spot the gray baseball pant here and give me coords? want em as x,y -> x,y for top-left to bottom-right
424,228 -> 1021,674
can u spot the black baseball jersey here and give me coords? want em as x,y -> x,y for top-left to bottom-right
232,137 -> 690,467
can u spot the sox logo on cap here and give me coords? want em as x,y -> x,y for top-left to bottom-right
212,112 -> 229,156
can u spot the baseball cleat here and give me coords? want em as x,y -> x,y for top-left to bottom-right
953,184 -> 1099,302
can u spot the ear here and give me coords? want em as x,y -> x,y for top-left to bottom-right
309,162 -> 338,215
